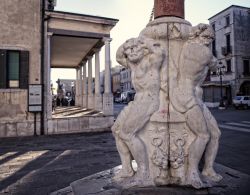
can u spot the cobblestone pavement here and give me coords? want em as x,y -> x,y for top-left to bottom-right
0,132 -> 120,195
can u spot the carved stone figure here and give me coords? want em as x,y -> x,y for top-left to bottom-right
112,37 -> 165,186
171,23 -> 221,188
112,4 -> 222,190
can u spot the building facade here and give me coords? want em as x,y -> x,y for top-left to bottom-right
111,65 -> 122,94
203,5 -> 250,107
0,0 -> 118,137
120,67 -> 133,92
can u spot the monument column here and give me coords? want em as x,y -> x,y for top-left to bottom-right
94,49 -> 103,111
154,0 -> 185,19
82,61 -> 88,108
87,56 -> 94,109
102,37 -> 113,116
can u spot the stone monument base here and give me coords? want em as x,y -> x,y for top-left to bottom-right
51,163 -> 250,195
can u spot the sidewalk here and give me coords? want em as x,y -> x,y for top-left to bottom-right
0,132 -> 120,195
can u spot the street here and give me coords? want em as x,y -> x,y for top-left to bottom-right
0,104 -> 249,195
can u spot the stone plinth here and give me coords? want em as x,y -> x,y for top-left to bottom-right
50,163 -> 250,195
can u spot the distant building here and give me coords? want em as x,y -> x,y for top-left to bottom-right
203,5 -> 250,107
111,65 -> 122,94
120,67 -> 133,92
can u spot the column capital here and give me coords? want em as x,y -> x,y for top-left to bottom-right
87,55 -> 93,60
93,48 -> 101,53
81,60 -> 87,65
102,37 -> 112,43
47,32 -> 53,37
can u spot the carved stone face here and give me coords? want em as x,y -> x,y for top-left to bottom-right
199,33 -> 214,46
198,26 -> 215,46
124,39 -> 145,63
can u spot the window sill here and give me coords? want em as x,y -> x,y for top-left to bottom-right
0,88 -> 27,93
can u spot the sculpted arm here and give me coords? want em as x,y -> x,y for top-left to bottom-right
116,44 -> 129,68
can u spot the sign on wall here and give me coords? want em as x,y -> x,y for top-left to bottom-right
28,84 -> 42,112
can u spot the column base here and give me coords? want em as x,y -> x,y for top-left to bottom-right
82,95 -> 88,108
94,94 -> 103,111
103,93 -> 113,116
88,94 -> 94,109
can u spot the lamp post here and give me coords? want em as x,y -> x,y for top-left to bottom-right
217,61 -> 226,109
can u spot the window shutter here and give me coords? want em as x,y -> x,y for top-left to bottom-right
0,50 -> 7,88
19,51 -> 29,89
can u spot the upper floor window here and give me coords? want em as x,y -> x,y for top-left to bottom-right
226,33 -> 231,53
212,23 -> 215,30
225,15 -> 230,27
212,40 -> 216,57
226,59 -> 232,73
243,59 -> 250,75
0,50 -> 29,89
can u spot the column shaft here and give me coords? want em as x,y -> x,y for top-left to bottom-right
82,62 -> 88,108
94,49 -> 102,111
103,38 -> 113,116
87,57 -> 94,109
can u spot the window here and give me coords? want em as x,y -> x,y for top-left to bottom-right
226,59 -> 231,73
212,23 -> 215,30
225,15 -> 230,27
0,50 -> 29,89
8,51 -> 20,87
212,40 -> 216,57
243,59 -> 250,75
226,33 -> 231,53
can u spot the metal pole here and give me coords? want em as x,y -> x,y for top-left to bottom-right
34,112 -> 37,136
219,67 -> 225,109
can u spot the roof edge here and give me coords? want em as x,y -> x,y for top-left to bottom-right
48,10 -> 119,22
208,5 -> 250,20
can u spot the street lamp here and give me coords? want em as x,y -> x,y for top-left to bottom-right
217,61 -> 226,109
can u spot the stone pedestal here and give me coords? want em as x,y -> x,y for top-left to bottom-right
102,93 -> 113,116
87,95 -> 94,109
82,94 -> 88,108
94,94 -> 103,111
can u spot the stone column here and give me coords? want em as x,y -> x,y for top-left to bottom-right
82,61 -> 88,108
46,32 -> 53,119
102,37 -> 113,116
87,56 -> 94,109
75,68 -> 79,106
79,66 -> 83,107
94,49 -> 103,111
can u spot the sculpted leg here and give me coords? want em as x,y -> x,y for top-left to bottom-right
114,136 -> 134,180
202,106 -> 222,182
185,105 -> 210,189
127,134 -> 149,183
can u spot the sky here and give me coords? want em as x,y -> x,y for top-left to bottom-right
51,0 -> 250,82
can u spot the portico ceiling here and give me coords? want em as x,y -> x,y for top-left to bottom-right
47,10 -> 118,69
51,35 -> 99,68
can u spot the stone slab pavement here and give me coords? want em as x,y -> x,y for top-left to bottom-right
0,132 -> 121,195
